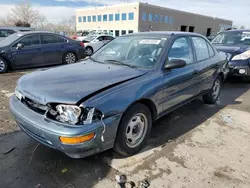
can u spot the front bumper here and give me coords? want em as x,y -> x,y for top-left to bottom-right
228,60 -> 250,77
9,96 -> 121,158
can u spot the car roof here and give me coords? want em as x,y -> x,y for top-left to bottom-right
16,31 -> 62,35
221,29 -> 250,33
125,31 -> 205,38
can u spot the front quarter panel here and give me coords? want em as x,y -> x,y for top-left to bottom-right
80,72 -> 164,118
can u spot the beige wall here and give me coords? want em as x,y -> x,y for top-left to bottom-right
76,2 -> 233,37
139,3 -> 233,36
76,3 -> 139,35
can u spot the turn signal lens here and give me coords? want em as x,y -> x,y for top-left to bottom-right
59,133 -> 95,144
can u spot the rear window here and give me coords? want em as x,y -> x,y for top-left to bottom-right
0,29 -> 15,37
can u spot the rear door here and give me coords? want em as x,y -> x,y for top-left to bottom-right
161,36 -> 199,112
41,34 -> 68,64
10,34 -> 43,67
191,36 -> 218,93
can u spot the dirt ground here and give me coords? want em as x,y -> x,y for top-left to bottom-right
0,69 -> 250,188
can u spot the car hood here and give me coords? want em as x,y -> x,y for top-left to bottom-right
214,44 -> 250,55
17,60 -> 148,105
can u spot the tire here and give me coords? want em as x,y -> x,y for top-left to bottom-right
114,103 -> 152,156
85,47 -> 93,56
63,52 -> 77,64
203,76 -> 222,104
0,57 -> 8,73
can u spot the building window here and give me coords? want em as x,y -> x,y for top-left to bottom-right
128,12 -> 134,20
160,15 -> 164,23
98,15 -> 102,21
92,15 -> 96,22
115,13 -> 120,21
88,16 -> 91,22
109,14 -> 113,21
142,12 -> 147,21
109,30 -> 114,36
165,16 -> 168,23
83,16 -> 86,22
148,13 -> 153,22
122,13 -> 127,21
103,14 -> 107,22
128,30 -> 133,33
115,30 -> 119,36
169,16 -> 174,24
121,30 -> 126,35
154,14 -> 159,22
78,16 -> 82,22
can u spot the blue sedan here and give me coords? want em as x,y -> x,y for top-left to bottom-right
0,31 -> 86,73
10,32 -> 228,158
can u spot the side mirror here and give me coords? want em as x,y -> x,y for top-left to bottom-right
16,43 -> 24,50
165,59 -> 186,69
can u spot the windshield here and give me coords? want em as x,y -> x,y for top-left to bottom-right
91,36 -> 168,69
83,35 -> 97,41
212,31 -> 250,45
0,33 -> 22,46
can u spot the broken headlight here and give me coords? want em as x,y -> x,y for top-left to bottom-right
55,104 -> 82,125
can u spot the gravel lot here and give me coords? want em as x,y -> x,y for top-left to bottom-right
0,69 -> 250,188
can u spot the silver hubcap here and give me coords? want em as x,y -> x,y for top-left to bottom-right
126,113 -> 148,148
65,53 -> 76,64
86,48 -> 93,56
212,79 -> 220,99
0,59 -> 5,72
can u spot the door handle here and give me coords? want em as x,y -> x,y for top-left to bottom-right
192,71 -> 198,75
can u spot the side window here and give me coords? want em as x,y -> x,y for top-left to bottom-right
104,36 -> 114,41
192,37 -> 210,61
97,36 -> 104,41
207,42 -> 215,57
168,37 -> 194,64
58,37 -> 67,43
42,35 -> 59,44
14,35 -> 40,47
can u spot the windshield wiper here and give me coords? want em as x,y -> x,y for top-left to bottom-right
89,57 -> 104,64
104,59 -> 137,68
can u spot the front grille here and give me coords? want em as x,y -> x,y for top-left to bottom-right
22,97 -> 48,115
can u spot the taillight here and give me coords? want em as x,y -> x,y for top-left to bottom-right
79,42 -> 85,47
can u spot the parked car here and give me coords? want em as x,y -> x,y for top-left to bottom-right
0,31 -> 86,73
10,32 -> 227,158
0,26 -> 34,41
77,34 -> 114,56
212,29 -> 250,81
207,35 -> 216,41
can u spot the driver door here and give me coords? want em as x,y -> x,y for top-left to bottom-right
11,34 -> 43,67
161,36 -> 199,112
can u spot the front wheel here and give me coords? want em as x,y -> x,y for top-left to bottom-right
203,76 -> 222,104
0,57 -> 8,73
63,52 -> 77,64
114,103 -> 152,156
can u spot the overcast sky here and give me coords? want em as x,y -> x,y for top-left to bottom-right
0,0 -> 248,27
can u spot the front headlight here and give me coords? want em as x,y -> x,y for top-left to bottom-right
55,104 -> 82,125
232,50 -> 250,61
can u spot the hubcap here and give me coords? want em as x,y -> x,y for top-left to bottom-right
86,48 -> 93,56
65,53 -> 76,64
0,59 -> 5,72
212,79 -> 220,99
125,113 -> 148,148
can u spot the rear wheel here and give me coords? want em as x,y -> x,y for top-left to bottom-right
85,47 -> 93,56
63,52 -> 76,64
203,76 -> 222,104
114,104 -> 152,156
0,57 -> 8,73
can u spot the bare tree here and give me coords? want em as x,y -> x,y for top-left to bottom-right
0,0 -> 47,27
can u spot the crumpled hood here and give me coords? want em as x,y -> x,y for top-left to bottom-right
214,44 -> 250,55
17,60 -> 147,105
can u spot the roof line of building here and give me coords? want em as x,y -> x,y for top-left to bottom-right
76,2 -> 232,23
